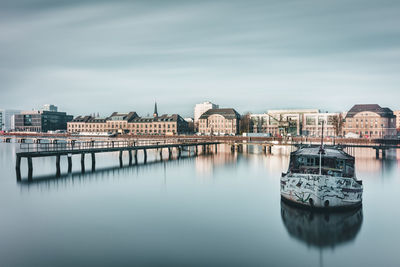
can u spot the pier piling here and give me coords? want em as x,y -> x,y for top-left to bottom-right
67,155 -> 72,172
91,153 -> 96,171
56,155 -> 61,177
81,153 -> 85,173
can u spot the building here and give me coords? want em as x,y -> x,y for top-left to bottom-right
0,109 -> 21,131
394,110 -> 400,130
67,115 -> 108,134
14,109 -> 73,133
67,104 -> 189,135
250,109 -> 341,137
42,104 -> 58,112
302,112 -> 342,137
194,101 -> 219,122
198,108 -> 241,135
342,104 -> 397,138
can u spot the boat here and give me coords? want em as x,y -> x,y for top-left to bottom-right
281,121 -> 363,209
280,144 -> 363,209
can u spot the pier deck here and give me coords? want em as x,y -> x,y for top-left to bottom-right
16,140 -> 220,180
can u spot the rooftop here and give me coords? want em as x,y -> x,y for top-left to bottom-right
346,104 -> 395,118
292,146 -> 354,160
199,108 -> 240,120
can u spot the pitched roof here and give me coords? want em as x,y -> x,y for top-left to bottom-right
131,114 -> 185,123
199,108 -> 241,120
346,104 -> 395,118
108,112 -> 138,122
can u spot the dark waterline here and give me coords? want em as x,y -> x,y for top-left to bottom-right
0,143 -> 399,267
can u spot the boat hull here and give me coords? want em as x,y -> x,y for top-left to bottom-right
280,173 -> 362,210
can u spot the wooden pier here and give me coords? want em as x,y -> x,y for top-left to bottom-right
15,140 -> 220,180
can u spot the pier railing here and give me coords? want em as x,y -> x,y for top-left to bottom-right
18,138 -> 212,153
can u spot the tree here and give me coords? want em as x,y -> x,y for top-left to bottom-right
331,113 -> 344,137
240,112 -> 252,134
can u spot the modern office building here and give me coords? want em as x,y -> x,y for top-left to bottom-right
67,104 -> 189,135
250,109 -> 341,137
198,108 -> 241,135
0,109 -> 21,131
342,104 -> 397,138
194,101 -> 219,122
14,106 -> 73,132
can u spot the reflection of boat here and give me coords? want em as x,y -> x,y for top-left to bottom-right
280,200 -> 363,248
281,145 -> 363,209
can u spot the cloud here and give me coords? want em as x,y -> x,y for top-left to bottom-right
1,0 -> 400,115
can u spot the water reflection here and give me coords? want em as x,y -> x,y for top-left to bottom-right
280,200 -> 363,248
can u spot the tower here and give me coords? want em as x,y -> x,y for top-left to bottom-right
153,102 -> 158,118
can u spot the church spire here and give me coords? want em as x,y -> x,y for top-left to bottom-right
153,101 -> 158,118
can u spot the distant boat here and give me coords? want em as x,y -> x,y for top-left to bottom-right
280,145 -> 363,209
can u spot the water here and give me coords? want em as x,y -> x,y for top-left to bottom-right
0,143 -> 399,267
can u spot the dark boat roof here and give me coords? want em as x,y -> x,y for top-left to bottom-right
292,146 -> 354,160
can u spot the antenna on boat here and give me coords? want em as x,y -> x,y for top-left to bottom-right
320,120 -> 324,150
319,120 -> 325,175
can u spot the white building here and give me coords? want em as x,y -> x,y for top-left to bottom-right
0,109 -> 21,131
42,104 -> 58,112
194,101 -> 219,122
250,109 -> 342,137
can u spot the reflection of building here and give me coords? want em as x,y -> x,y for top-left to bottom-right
250,109 -> 340,137
68,103 -> 189,135
343,104 -> 396,138
198,108 -> 241,135
14,106 -> 73,132
280,201 -> 363,248
194,101 -> 219,122
0,109 -> 21,131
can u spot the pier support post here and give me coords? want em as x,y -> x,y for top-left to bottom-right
119,151 -> 123,167
67,154 -> 72,173
134,150 -> 138,165
27,157 -> 33,180
159,148 -> 163,160
143,149 -> 147,163
195,145 -> 198,156
268,146 -> 272,154
203,144 -> 206,154
81,153 -> 85,173
56,155 -> 61,177
215,144 -> 217,153
168,147 -> 172,159
382,149 -> 386,158
375,148 -> 379,159
177,146 -> 181,159
91,153 -> 96,171
128,150 -> 133,166
16,156 -> 21,181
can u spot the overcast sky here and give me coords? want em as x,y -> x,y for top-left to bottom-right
1,0 -> 400,117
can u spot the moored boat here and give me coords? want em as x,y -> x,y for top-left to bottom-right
280,145 -> 363,209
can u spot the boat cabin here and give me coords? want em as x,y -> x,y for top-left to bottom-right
288,146 -> 355,178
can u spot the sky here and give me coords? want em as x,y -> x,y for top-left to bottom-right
1,0 -> 400,117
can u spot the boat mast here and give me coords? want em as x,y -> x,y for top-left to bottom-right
319,120 -> 325,175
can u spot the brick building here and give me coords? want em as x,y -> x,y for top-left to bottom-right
67,104 -> 189,135
342,104 -> 396,138
198,108 -> 241,135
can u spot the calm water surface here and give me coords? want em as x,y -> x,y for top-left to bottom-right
0,143 -> 399,267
